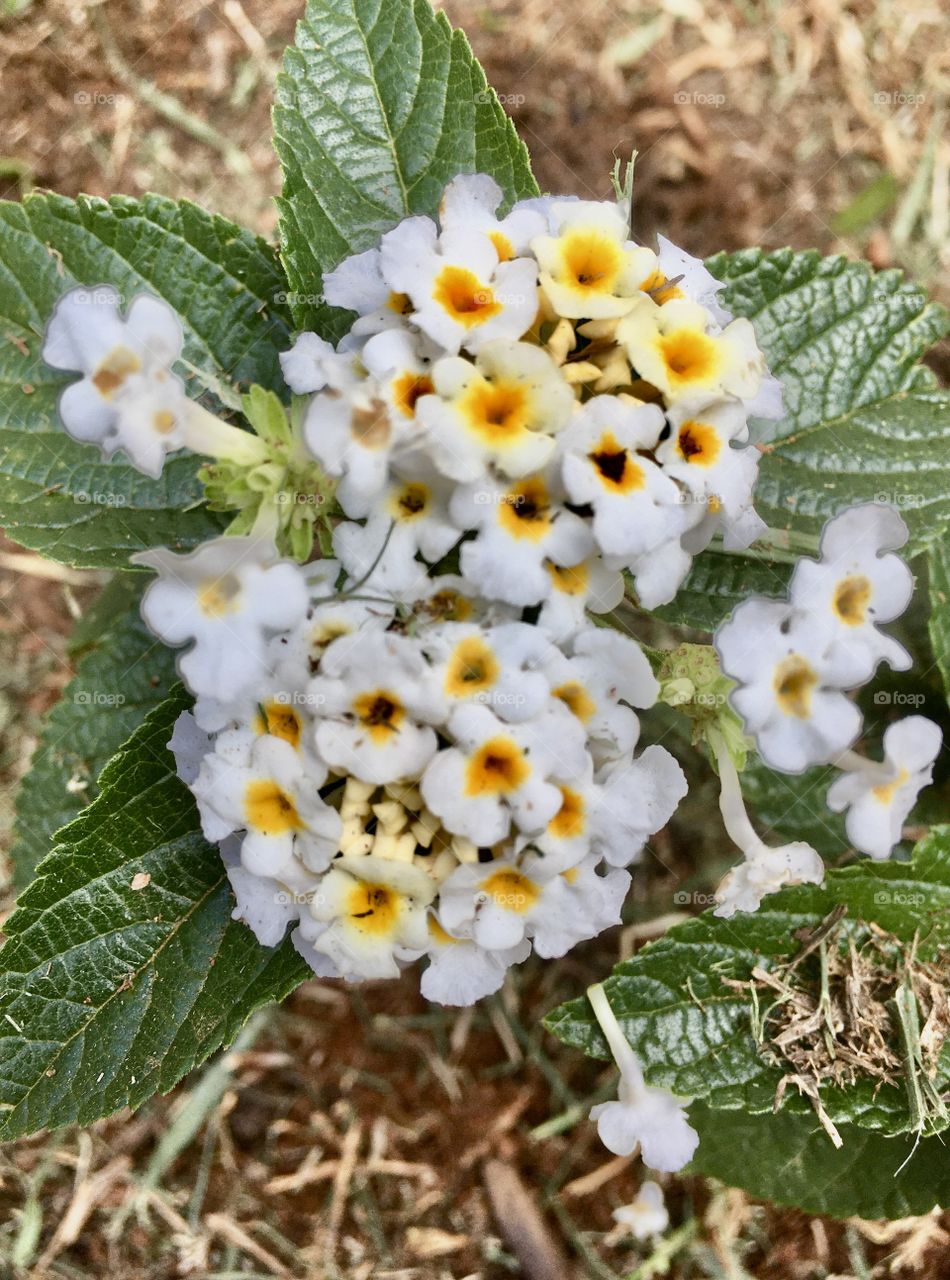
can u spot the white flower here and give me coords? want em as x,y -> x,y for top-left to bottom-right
656,398 -> 764,551
655,234 -> 731,323
613,1182 -> 669,1241
43,285 -> 192,478
333,474 -> 460,595
322,244 -> 415,337
531,201 -> 658,319
421,702 -> 588,844
450,470 -> 594,607
420,620 -> 552,723
308,630 -> 445,784
618,297 -> 769,404
715,841 -> 825,917
716,599 -> 863,772
134,536 -> 309,703
538,626 -> 659,763
296,855 -> 433,980
379,214 -> 539,354
592,746 -> 689,868
420,913 -> 530,1005
219,835 -> 313,948
279,331 -> 363,394
536,556 -> 625,642
418,339 -> 573,481
827,717 -> 942,860
623,537 -> 696,610
560,396 -> 684,561
437,856 -> 630,957
586,983 -> 698,1172
303,377 -> 399,516
192,731 -> 341,885
788,503 -> 913,678
359,327 -> 439,438
438,173 -> 547,262
709,728 -> 824,916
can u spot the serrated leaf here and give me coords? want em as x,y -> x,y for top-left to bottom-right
928,537 -> 950,703
273,0 -> 537,336
0,192 -> 293,568
545,828 -> 950,1137
707,247 -> 950,555
649,551 -> 791,633
688,1101 -> 950,1219
9,576 -> 175,890
0,690 -> 308,1140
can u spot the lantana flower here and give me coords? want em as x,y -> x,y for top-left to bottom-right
379,215 -> 539,354
827,717 -> 942,860
531,200 -> 657,319
134,536 -> 309,704
716,599 -> 863,772
613,1182 -> 670,1241
788,503 -> 913,678
586,983 -> 699,1171
418,339 -> 574,480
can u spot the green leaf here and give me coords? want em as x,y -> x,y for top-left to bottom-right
649,551 -> 791,633
928,537 -> 950,703
0,689 -> 308,1140
707,247 -> 950,556
688,1101 -> 950,1220
0,192 -> 293,568
545,828 -> 950,1137
8,576 -> 175,890
273,0 -> 538,336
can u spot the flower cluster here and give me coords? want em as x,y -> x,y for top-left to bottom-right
715,503 -> 941,905
282,174 -> 783,612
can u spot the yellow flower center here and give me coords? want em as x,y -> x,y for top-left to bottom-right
388,481 -> 430,522
640,268 -> 684,305
549,786 -> 586,839
387,291 -> 414,316
444,635 -> 501,698
391,370 -> 434,418
547,560 -> 589,596
872,767 -> 909,804
353,689 -> 405,742
432,266 -> 501,326
458,378 -> 531,444
420,589 -> 473,622
497,476 -> 553,542
244,779 -> 301,834
773,655 -> 819,719
254,700 -> 303,749
197,572 -> 242,617
588,430 -> 644,493
657,328 -> 721,388
560,228 -> 625,295
489,230 -> 515,262
553,680 -> 596,723
833,575 -> 872,627
481,869 -> 539,913
676,419 -> 721,467
346,881 -> 399,936
464,736 -> 530,796
153,409 -> 177,435
92,345 -> 141,398
350,397 -> 392,450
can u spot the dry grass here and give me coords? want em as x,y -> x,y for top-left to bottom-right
2,0 -> 950,1275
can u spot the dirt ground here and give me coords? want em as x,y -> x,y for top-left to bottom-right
1,0 -> 950,1276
